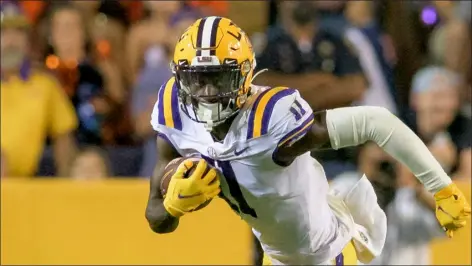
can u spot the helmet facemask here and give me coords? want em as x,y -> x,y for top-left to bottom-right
174,63 -> 246,130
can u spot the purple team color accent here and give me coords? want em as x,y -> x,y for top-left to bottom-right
260,88 -> 297,135
170,83 -> 183,130
156,81 -> 182,130
289,107 -> 302,120
1,60 -> 30,82
247,89 -> 272,139
293,99 -> 306,115
157,84 -> 166,126
157,132 -> 172,145
19,60 -> 31,81
421,6 -> 438,25
335,253 -> 344,266
277,112 -> 314,147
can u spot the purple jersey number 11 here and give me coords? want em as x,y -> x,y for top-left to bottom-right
202,155 -> 257,218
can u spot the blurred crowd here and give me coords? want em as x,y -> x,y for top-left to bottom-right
1,0 -> 471,264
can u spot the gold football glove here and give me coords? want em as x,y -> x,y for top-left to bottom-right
434,183 -> 471,238
163,159 -> 221,217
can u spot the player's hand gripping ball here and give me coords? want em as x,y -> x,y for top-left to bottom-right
161,157 -> 221,217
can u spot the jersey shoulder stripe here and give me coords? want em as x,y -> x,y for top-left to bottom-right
246,86 -> 296,139
277,112 -> 314,148
156,77 -> 182,130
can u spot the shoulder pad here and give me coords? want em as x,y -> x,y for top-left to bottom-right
246,86 -> 297,140
155,77 -> 182,130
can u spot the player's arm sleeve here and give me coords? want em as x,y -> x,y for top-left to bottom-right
325,106 -> 451,193
46,76 -> 78,138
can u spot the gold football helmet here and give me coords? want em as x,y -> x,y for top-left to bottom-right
171,16 -> 256,129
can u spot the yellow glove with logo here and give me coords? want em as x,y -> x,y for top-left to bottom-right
163,159 -> 221,217
434,183 -> 471,238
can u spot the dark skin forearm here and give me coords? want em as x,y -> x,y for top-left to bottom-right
145,136 -> 181,234
275,111 -> 331,164
145,197 -> 180,233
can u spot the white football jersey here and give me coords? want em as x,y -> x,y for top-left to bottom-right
150,78 -> 351,265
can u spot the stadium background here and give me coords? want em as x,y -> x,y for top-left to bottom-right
1,0 -> 470,265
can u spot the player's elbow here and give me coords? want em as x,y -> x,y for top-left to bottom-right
362,106 -> 396,128
147,221 -> 173,234
362,106 -> 402,143
368,106 -> 396,123
145,209 -> 178,234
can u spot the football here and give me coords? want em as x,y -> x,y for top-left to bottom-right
160,157 -> 216,211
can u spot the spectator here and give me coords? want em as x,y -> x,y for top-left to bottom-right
344,1 -> 399,114
69,146 -> 112,180
452,1 -> 472,117
89,2 -> 134,145
120,1 -> 145,24
254,0 -> 367,111
91,0 -> 129,93
405,66 -> 471,180
37,1 -> 129,97
429,1 -> 471,78
295,1 -> 399,114
314,0 -> 348,37
46,4 -> 119,145
254,0 -> 367,178
17,0 -> 46,24
430,1 -> 471,117
1,2 -> 78,177
126,1 -> 182,85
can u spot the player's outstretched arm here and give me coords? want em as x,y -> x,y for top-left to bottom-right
279,106 -> 470,237
145,135 -> 181,234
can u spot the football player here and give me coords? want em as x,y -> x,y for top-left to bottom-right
145,16 -> 470,265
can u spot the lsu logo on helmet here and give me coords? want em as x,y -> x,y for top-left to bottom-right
171,17 -> 256,130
